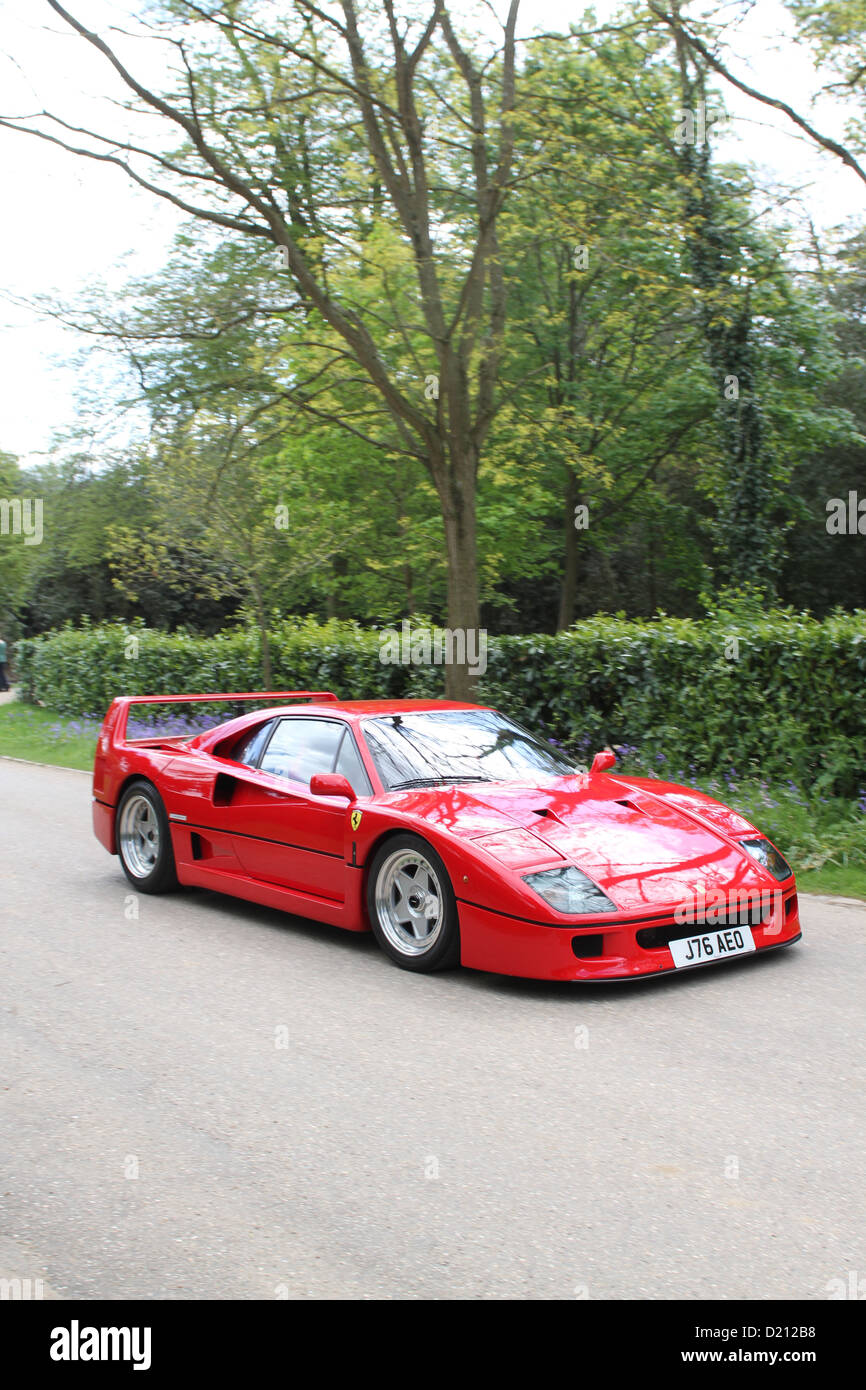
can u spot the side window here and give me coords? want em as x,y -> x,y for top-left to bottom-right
229,719 -> 275,768
260,718 -> 344,784
335,729 -> 373,796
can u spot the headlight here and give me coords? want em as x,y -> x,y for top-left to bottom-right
739,838 -> 793,881
522,866 -> 617,915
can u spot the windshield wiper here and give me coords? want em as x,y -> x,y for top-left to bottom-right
388,775 -> 495,790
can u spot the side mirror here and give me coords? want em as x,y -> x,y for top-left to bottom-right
590,749 -> 616,775
310,772 -> 354,800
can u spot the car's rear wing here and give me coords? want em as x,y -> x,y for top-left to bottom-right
103,691 -> 339,745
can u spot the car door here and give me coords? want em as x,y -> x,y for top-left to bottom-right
223,716 -> 359,903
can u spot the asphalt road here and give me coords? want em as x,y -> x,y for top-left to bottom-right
1,757 -> 864,1300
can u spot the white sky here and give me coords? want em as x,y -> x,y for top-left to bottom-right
0,0 -> 863,465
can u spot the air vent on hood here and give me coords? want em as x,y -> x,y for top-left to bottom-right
530,806 -> 568,825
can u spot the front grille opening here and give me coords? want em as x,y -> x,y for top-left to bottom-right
572,934 -> 604,959
637,912 -> 765,951
786,893 -> 798,918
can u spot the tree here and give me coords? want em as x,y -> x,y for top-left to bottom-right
778,228 -> 866,611
496,26 -> 714,628
1,0 -> 526,695
649,0 -> 866,187
5,1 -> 860,647
65,229 -> 450,641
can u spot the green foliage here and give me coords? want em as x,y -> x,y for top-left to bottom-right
787,0 -> 866,149
495,610 -> 866,800
0,452 -> 36,632
17,611 -> 866,799
5,19 -> 864,639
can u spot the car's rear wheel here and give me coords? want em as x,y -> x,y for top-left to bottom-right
116,780 -> 178,893
366,834 -> 460,972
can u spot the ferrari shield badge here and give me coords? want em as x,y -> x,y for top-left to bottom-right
350,810 -> 363,831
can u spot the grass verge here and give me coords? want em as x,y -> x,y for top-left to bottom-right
0,699 -> 98,771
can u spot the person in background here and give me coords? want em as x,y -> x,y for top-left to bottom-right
0,634 -> 9,691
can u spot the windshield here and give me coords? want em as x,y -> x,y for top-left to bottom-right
361,709 -> 577,790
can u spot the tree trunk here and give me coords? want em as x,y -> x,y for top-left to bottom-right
668,7 -> 778,592
438,455 -> 480,701
557,470 -> 579,631
249,577 -> 273,688
404,561 -> 415,616
329,555 -> 348,618
397,503 -> 415,616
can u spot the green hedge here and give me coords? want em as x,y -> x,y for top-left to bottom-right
15,612 -> 866,795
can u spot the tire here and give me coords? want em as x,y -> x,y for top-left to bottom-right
366,833 -> 460,972
115,779 -> 178,893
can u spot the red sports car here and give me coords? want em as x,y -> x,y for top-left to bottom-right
92,692 -> 802,981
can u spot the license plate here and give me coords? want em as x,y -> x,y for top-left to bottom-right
669,926 -> 756,969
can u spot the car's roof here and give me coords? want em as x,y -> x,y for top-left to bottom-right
280,698 -> 488,720
193,698 -> 491,751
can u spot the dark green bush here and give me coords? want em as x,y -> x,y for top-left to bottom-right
15,611 -> 866,795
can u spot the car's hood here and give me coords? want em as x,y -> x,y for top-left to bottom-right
381,775 -> 772,912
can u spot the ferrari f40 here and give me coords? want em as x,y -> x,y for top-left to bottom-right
92,692 -> 802,981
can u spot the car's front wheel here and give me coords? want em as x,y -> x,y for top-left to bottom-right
366,834 -> 460,972
116,779 -> 178,893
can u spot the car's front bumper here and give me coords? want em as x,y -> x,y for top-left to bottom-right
457,888 -> 802,981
